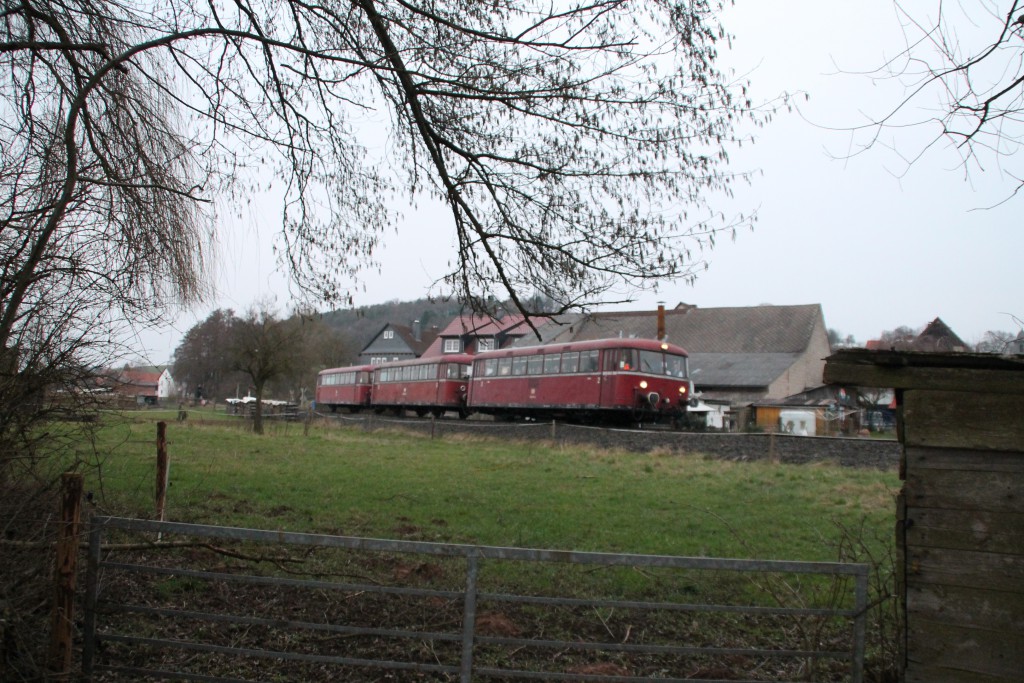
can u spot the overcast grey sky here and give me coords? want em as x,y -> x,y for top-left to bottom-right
131,0 -> 1021,364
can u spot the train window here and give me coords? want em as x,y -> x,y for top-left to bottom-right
666,354 -> 687,377
498,357 -> 512,376
580,350 -> 599,372
606,349 -> 638,371
543,354 -> 561,374
527,355 -> 544,375
561,352 -> 579,373
357,372 -> 368,384
483,359 -> 498,377
512,356 -> 528,375
639,350 -> 665,375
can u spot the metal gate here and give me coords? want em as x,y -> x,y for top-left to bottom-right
83,517 -> 868,682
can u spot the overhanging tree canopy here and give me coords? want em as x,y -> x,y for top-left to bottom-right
2,0 -> 766,340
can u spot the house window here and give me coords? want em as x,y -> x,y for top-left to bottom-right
444,338 -> 462,353
477,338 -> 495,352
383,330 -> 394,340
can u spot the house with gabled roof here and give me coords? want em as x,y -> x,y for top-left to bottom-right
520,303 -> 833,424
422,313 -> 531,357
358,321 -> 440,364
865,317 -> 970,353
109,366 -> 176,405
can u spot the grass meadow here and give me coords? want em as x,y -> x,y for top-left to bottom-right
86,409 -> 900,562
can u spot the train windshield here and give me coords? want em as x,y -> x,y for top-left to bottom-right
445,363 -> 471,380
635,349 -> 688,377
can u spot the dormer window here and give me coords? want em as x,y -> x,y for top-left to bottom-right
477,338 -> 495,352
443,338 -> 462,353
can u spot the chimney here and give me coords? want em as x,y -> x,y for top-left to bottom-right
656,303 -> 666,341
412,320 -> 422,342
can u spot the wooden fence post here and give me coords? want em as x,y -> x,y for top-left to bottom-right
48,472 -> 83,680
156,421 -> 168,524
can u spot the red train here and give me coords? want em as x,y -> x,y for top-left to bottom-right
315,363 -> 375,412
315,339 -> 692,425
370,354 -> 474,418
469,338 -> 692,424
316,355 -> 474,418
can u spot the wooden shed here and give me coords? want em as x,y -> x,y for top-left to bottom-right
824,349 -> 1024,683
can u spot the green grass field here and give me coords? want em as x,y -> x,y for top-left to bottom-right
88,411 -> 899,563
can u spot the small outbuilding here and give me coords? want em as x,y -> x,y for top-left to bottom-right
824,349 -> 1024,683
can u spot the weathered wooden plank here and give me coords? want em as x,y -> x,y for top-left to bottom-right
906,664 -> 1019,683
903,390 -> 1024,451
907,507 -> 1024,554
907,583 -> 1024,632
906,446 -> 1024,473
824,358 -> 1024,394
906,546 -> 1024,593
905,469 -> 1024,513
907,618 -> 1024,680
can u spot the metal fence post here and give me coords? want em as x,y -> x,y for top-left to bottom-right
459,551 -> 479,683
81,519 -> 105,681
851,565 -> 868,683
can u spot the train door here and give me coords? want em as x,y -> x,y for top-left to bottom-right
600,348 -> 637,407
570,349 -> 602,407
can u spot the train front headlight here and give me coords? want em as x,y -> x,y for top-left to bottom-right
639,380 -> 648,389
678,385 -> 688,395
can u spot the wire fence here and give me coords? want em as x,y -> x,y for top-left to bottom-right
83,517 -> 868,682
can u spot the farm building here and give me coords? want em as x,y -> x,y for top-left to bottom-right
109,367 -> 175,405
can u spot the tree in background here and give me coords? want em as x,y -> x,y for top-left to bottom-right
174,308 -> 353,407
878,325 -> 919,346
272,308 -> 354,404
975,329 -> 1016,353
827,328 -> 858,348
860,2 -> 1024,198
172,310 -> 245,402
228,304 -> 306,435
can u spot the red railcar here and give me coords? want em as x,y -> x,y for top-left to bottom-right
315,364 -> 376,412
372,355 -> 474,418
468,339 -> 692,424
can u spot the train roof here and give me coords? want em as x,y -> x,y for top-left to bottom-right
373,354 -> 475,369
473,337 -> 689,359
318,364 -> 376,375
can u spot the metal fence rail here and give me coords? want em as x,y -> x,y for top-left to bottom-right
83,517 -> 868,682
